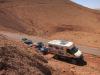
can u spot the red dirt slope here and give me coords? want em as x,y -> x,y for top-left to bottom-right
0,32 -> 100,75
0,0 -> 100,35
0,0 -> 100,47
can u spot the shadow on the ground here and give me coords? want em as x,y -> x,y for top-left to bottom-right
53,55 -> 87,66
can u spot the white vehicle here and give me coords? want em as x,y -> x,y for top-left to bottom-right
34,40 -> 85,64
48,40 -> 83,59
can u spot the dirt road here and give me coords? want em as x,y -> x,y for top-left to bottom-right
0,31 -> 100,56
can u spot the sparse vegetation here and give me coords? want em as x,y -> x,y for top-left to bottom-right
0,40 -> 52,75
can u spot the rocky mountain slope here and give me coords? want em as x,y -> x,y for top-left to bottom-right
0,37 -> 53,75
0,0 -> 100,48
0,0 -> 100,75
0,0 -> 100,35
0,29 -> 100,75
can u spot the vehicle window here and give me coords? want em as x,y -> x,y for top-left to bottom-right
67,47 -> 78,54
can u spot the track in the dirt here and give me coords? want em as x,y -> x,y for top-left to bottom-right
0,31 -> 100,56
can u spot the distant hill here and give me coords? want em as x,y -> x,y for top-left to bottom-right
0,0 -> 100,35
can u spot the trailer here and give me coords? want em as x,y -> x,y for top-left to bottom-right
48,40 -> 81,57
47,40 -> 85,64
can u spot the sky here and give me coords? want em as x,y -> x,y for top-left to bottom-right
70,0 -> 100,9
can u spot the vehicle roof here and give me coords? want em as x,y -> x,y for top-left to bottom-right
48,40 -> 73,47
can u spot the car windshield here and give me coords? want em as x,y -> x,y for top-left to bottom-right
67,47 -> 78,54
